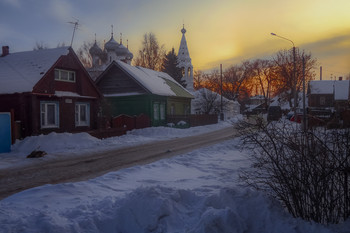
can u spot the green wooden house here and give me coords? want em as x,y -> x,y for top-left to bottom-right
95,61 -> 193,126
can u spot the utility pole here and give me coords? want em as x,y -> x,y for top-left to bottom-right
271,33 -> 297,119
302,56 -> 307,132
220,64 -> 224,121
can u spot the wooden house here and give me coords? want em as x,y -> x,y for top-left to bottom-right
307,80 -> 350,117
94,60 -> 194,126
0,46 -> 101,138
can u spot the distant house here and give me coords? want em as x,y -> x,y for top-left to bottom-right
94,60 -> 193,126
191,88 -> 240,119
0,46 -> 101,138
307,79 -> 350,117
244,95 -> 267,114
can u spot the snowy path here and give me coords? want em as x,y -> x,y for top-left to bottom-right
0,127 -> 236,200
0,121 -> 347,232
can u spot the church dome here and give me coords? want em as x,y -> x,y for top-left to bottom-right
104,35 -> 119,51
89,41 -> 103,56
126,50 -> 134,60
116,43 -> 129,56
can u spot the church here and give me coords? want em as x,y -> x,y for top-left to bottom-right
88,27 -> 134,80
177,25 -> 194,92
177,25 -> 240,118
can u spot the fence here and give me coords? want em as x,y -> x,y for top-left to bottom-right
112,114 -> 151,131
167,114 -> 218,127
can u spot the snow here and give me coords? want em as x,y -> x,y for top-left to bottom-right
334,80 -> 350,100
0,119 -> 347,232
116,60 -> 192,97
308,80 -> 334,94
0,47 -> 70,94
54,91 -> 97,98
309,80 -> 350,100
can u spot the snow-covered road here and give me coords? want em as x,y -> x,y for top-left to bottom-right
0,126 -> 236,199
0,120 -> 348,232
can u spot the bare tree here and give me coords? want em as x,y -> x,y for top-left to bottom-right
272,48 -> 317,108
33,41 -> 48,50
250,59 -> 278,107
76,41 -> 94,68
134,32 -> 165,71
193,70 -> 205,90
57,42 -> 66,48
345,73 -> 350,80
239,120 -> 350,224
222,61 -> 253,101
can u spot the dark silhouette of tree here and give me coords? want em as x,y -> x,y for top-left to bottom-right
193,70 -> 205,90
33,41 -> 48,50
272,48 -> 317,108
134,32 -> 165,71
76,41 -> 94,68
161,48 -> 186,87
222,61 -> 254,102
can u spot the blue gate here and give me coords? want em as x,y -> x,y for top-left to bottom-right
0,113 -> 11,153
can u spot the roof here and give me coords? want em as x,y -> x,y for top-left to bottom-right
309,80 -> 350,100
108,60 -> 193,98
0,47 -> 70,94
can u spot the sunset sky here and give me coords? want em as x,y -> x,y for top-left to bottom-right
1,0 -> 350,79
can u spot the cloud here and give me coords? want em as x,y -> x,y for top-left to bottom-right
1,0 -> 21,8
48,0 -> 73,23
302,33 -> 350,58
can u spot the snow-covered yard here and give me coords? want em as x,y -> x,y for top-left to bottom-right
0,119 -> 348,232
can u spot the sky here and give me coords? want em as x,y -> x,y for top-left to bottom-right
1,0 -> 350,79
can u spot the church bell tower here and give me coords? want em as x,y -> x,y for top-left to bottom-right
177,24 -> 194,91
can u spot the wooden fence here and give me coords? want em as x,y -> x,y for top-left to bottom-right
112,114 -> 151,131
167,114 -> 218,127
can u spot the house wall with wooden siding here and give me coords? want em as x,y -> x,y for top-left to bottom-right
33,50 -> 100,98
103,95 -> 167,126
96,66 -> 146,95
167,97 -> 191,115
0,48 -> 101,138
308,94 -> 333,108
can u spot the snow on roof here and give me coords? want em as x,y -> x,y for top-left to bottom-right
308,80 -> 334,95
334,80 -> 350,100
0,47 -> 70,94
54,91 -> 97,99
309,80 -> 350,100
116,60 -> 193,98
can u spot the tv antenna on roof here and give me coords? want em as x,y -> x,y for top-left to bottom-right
68,17 -> 80,47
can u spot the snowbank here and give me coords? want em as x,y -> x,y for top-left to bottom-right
0,120 -> 347,232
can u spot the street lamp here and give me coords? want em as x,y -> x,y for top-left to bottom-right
271,32 -> 297,121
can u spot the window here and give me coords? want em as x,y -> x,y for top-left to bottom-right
75,103 -> 90,127
160,102 -> 165,120
184,104 -> 190,115
153,103 -> 159,120
41,102 -> 59,128
320,96 -> 326,106
54,69 -> 75,82
170,104 -> 175,115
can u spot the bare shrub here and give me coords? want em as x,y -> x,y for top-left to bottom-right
238,119 -> 350,224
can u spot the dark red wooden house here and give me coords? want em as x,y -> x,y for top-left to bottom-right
0,46 -> 101,139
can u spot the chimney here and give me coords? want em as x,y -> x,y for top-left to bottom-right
339,76 -> 343,81
1,46 -> 9,57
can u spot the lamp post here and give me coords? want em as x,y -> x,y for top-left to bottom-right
271,33 -> 297,119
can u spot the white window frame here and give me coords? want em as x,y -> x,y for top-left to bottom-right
153,102 -> 159,120
75,102 -> 90,127
160,102 -> 165,120
320,96 -> 326,106
40,101 -> 59,128
54,69 -> 76,82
